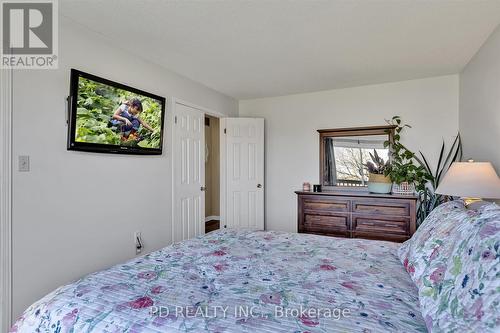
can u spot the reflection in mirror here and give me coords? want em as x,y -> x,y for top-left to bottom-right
323,135 -> 389,187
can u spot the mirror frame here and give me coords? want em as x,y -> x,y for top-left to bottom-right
318,125 -> 396,191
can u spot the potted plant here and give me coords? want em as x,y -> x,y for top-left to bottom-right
384,116 -> 431,195
380,115 -> 462,223
364,150 -> 392,194
386,161 -> 421,194
415,134 -> 462,222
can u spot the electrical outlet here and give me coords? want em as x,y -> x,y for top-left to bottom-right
134,231 -> 143,255
18,155 -> 30,172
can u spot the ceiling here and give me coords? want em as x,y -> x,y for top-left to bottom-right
60,0 -> 500,100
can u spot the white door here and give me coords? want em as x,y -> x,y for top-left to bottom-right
221,118 -> 264,230
173,103 -> 205,242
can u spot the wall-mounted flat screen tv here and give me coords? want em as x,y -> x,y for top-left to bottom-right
68,69 -> 166,155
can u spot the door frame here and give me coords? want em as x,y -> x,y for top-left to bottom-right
171,98 -> 224,241
1,68 -> 13,331
220,118 -> 227,229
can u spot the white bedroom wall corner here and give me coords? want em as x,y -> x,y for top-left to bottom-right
0,67 -> 13,332
459,24 -> 500,173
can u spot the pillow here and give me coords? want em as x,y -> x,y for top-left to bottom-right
418,203 -> 500,332
397,200 -> 472,288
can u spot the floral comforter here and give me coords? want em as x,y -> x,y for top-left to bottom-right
11,229 -> 426,332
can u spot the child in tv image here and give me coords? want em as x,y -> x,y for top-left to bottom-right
110,98 -> 154,141
75,77 -> 162,149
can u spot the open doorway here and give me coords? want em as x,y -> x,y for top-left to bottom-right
204,115 -> 220,233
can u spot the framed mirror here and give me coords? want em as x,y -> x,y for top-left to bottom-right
319,125 -> 396,190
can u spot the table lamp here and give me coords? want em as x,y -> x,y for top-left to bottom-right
435,160 -> 500,207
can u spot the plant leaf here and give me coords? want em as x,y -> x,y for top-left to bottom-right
436,134 -> 462,185
434,140 -> 445,179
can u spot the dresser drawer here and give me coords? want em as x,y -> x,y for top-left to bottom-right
302,197 -> 350,214
352,214 -> 409,236
352,200 -> 410,216
302,213 -> 350,237
297,191 -> 417,242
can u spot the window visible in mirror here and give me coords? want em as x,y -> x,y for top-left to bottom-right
324,135 -> 389,187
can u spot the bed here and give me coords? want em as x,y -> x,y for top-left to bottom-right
10,229 -> 427,332
12,200 -> 500,333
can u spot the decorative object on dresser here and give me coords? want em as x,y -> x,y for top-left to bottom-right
296,190 -> 417,242
392,182 -> 416,195
313,184 -> 322,192
364,149 -> 392,194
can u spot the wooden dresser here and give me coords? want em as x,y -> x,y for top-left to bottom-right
296,191 -> 417,242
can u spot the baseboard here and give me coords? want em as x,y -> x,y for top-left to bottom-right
205,215 -> 220,222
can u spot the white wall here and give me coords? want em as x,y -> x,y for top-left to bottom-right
11,18 -> 237,318
460,24 -> 500,173
240,75 -> 459,232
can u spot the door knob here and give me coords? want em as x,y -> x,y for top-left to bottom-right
257,184 -> 262,188
200,186 -> 206,191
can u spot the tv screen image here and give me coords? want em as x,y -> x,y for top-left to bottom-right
68,69 -> 166,155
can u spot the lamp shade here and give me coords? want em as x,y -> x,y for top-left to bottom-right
435,162 -> 500,198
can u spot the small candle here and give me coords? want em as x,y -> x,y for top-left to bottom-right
303,182 -> 311,191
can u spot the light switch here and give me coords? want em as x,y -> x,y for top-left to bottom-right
18,155 -> 30,172
135,231 -> 143,255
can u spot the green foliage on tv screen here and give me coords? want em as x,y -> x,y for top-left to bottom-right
75,77 -> 162,149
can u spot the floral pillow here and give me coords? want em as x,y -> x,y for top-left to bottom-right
418,203 -> 500,332
397,200 -> 473,288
